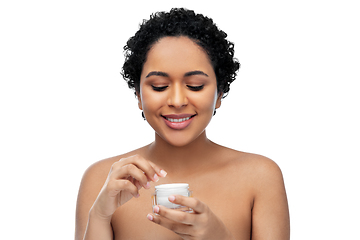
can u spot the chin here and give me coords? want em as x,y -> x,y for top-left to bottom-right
156,130 -> 205,148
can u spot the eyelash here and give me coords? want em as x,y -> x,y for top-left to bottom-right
151,86 -> 168,92
187,85 -> 204,91
151,85 -> 204,92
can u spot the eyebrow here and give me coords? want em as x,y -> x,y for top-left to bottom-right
145,71 -> 169,78
184,70 -> 209,77
145,70 -> 208,78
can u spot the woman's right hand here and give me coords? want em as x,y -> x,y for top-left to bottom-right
90,154 -> 167,221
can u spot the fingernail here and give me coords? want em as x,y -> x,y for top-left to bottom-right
160,170 -> 167,177
145,182 -> 151,189
147,214 -> 154,221
134,193 -> 140,198
168,195 -> 175,202
153,205 -> 160,213
153,173 -> 159,182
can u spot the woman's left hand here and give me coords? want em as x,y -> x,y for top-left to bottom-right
147,195 -> 235,240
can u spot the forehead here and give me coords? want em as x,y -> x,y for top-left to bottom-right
141,36 -> 214,77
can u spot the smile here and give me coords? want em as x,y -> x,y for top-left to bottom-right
161,114 -> 196,130
164,116 -> 191,122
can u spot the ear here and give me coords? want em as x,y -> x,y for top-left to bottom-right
215,92 -> 223,109
136,92 -> 143,110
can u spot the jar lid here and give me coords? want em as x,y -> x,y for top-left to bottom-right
155,183 -> 189,190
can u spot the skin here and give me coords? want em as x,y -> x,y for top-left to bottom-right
75,36 -> 290,240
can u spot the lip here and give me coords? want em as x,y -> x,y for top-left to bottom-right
161,114 -> 196,130
162,114 -> 194,119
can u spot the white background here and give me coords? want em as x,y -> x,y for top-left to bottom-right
1,0 -> 359,239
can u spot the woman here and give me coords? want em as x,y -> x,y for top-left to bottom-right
75,8 -> 290,240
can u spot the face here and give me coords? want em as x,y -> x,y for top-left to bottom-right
138,36 -> 222,147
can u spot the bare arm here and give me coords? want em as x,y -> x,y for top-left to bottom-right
82,210 -> 114,240
75,160 -> 114,240
251,157 -> 290,240
75,155 -> 166,240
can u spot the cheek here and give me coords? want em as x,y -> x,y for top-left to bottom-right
140,90 -> 165,111
190,91 -> 218,111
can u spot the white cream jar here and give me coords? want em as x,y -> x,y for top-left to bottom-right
152,183 -> 192,212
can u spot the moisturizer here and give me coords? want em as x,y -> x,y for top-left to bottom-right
152,183 -> 192,212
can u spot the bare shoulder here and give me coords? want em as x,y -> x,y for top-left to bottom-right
237,153 -> 290,239
216,146 -> 285,191
80,147 -> 147,185
242,152 -> 283,179
75,147 -> 147,240
219,148 -> 290,239
218,146 -> 282,175
76,151 -> 134,205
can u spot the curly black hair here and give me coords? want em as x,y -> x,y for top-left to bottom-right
121,8 -> 240,98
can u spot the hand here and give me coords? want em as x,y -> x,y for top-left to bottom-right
91,154 -> 167,220
147,195 -> 235,240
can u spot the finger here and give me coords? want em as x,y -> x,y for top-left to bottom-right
106,179 -> 139,198
134,178 -> 143,190
126,176 -> 143,191
133,155 -> 167,180
169,195 -> 206,214
112,163 -> 150,189
120,155 -> 167,182
153,205 -> 195,225
147,212 -> 193,235
148,161 -> 168,178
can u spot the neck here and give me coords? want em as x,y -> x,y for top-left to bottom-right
144,131 -> 217,175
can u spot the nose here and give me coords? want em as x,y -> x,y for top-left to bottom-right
167,83 -> 188,108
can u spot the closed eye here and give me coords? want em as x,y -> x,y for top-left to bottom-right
151,85 -> 168,92
187,85 -> 204,91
